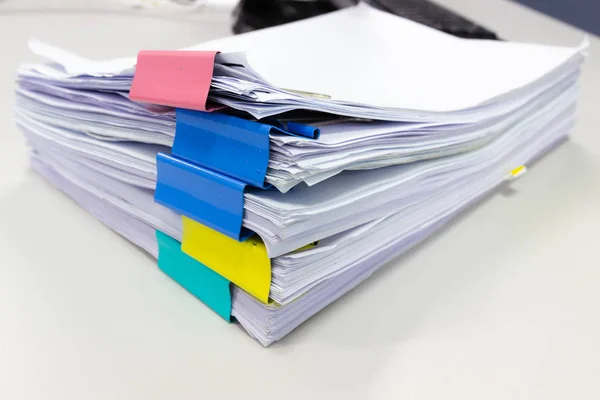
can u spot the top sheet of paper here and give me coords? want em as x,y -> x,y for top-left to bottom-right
190,4 -> 581,111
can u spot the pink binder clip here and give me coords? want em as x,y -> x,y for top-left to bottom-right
129,50 -> 219,111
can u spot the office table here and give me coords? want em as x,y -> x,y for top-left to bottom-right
0,1 -> 599,399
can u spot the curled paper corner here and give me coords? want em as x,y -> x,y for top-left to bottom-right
26,37 -> 136,77
28,37 -> 92,73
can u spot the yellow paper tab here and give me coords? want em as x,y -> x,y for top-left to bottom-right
296,241 -> 319,252
506,165 -> 527,181
181,216 -> 272,304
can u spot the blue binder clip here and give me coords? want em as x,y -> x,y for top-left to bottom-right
156,110 -> 320,242
155,153 -> 254,241
172,109 -> 319,188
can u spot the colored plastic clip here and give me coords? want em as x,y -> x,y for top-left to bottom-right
180,217 -> 319,304
155,153 -> 253,241
182,216 -> 271,303
173,109 -> 320,187
156,230 -> 232,321
173,109 -> 270,188
129,50 -> 219,111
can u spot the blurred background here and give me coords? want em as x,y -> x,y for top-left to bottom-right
513,0 -> 598,37
0,0 -> 596,37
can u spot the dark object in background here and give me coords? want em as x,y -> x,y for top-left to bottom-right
232,0 -> 499,40
232,0 -> 340,34
513,0 -> 599,37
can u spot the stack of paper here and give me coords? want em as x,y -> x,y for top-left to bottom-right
14,3 -> 586,346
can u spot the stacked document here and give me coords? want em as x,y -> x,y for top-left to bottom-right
14,3 -> 586,346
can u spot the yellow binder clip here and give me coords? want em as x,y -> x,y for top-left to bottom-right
181,216 -> 318,304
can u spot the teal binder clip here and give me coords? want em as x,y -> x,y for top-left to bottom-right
156,230 -> 232,321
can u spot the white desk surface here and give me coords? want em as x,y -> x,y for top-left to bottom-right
0,1 -> 599,399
